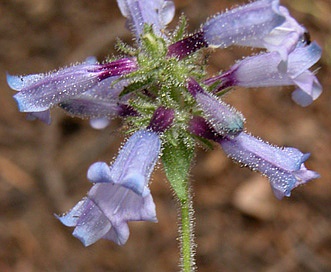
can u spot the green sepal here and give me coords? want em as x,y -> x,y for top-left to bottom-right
141,24 -> 167,58
162,133 -> 195,201
215,86 -> 233,97
171,15 -> 187,42
119,77 -> 154,97
206,80 -> 233,97
191,134 -> 214,150
115,38 -> 137,56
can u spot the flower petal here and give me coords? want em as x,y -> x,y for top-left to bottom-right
203,0 -> 285,49
103,221 -> 130,246
72,199 -> 112,246
108,130 -> 161,189
117,0 -> 175,38
56,197 -> 112,247
88,183 -> 157,222
87,162 -> 113,183
6,73 -> 44,91
259,6 -> 307,62
56,198 -> 88,227
26,110 -> 51,125
218,132 -> 319,199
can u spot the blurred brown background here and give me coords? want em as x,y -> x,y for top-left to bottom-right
0,0 -> 330,271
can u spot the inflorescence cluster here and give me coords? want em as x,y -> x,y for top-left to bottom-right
7,0 -> 322,247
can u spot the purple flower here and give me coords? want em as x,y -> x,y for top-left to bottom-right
57,129 -> 160,246
218,132 -> 320,199
206,41 -> 322,106
117,0 -> 175,39
202,0 -> 307,64
7,57 -> 138,120
168,0 -> 285,59
6,0 -> 322,250
189,116 -> 319,199
187,78 -> 244,136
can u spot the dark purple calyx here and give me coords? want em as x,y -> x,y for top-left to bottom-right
204,70 -> 237,93
188,116 -> 221,142
96,58 -> 138,81
186,77 -> 204,97
167,31 -> 208,60
118,104 -> 140,117
147,106 -> 175,133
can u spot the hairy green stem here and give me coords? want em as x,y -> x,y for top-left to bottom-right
179,187 -> 195,272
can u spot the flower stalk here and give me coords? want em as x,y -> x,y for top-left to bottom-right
179,185 -> 196,272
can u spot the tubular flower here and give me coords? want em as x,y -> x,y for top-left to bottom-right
57,130 -> 161,246
168,0 -> 285,59
7,57 -> 137,122
189,116 -> 319,199
206,41 -> 322,106
169,0 -> 307,65
218,132 -> 320,199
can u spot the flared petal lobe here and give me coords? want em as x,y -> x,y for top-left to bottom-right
218,132 -> 320,199
247,6 -> 307,62
56,198 -> 112,246
57,130 -> 160,246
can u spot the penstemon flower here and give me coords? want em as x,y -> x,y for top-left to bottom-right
205,41 -> 322,106
57,129 -> 161,246
189,116 -> 320,200
7,57 -> 137,123
7,0 -> 322,271
202,0 -> 308,64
